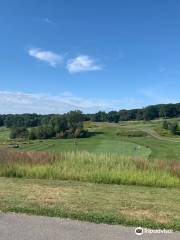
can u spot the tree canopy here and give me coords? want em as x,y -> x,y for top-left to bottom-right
0,103 -> 179,136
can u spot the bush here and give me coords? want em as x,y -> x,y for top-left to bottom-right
10,127 -> 29,139
169,122 -> 178,134
9,111 -> 88,140
116,130 -> 147,137
162,120 -> 169,130
162,120 -> 179,135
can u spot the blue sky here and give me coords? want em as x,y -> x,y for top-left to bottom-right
0,0 -> 180,113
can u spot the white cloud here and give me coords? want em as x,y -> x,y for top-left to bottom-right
0,91 -> 141,114
67,55 -> 102,73
28,48 -> 63,67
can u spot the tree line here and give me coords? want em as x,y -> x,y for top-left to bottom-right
1,103 -> 180,128
89,103 -> 180,122
0,102 -> 179,139
9,111 -> 88,140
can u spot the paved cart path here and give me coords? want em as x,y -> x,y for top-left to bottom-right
0,213 -> 179,240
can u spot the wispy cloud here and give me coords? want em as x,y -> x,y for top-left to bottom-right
66,55 -> 103,73
28,48 -> 63,67
44,18 -> 54,24
0,91 -> 141,114
140,87 -> 176,104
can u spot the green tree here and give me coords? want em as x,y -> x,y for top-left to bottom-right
169,122 -> 178,135
162,120 -> 169,130
10,127 -> 29,139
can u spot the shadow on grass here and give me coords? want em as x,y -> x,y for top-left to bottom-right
86,131 -> 104,137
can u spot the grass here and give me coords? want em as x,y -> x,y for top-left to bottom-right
124,136 -> 180,160
155,127 -> 180,138
0,127 -> 10,141
0,127 -> 150,158
0,120 -> 180,228
1,119 -> 180,160
16,137 -> 151,158
0,177 -> 179,230
0,150 -> 179,187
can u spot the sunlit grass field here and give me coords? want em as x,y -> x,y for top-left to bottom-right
0,127 -> 10,141
0,120 -> 180,187
0,119 -> 180,229
0,177 -> 179,230
1,119 -> 180,160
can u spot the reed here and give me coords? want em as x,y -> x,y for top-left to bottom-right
0,149 -> 179,187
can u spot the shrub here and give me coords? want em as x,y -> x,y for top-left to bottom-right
162,120 -> 179,135
10,127 -> 29,139
162,120 -> 169,130
116,130 -> 147,137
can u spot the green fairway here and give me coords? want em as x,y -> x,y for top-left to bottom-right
19,138 -> 150,158
0,127 -> 10,141
123,136 -> 180,160
1,119 -> 180,160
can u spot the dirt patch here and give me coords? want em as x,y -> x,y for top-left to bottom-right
21,184 -> 80,205
121,209 -> 171,224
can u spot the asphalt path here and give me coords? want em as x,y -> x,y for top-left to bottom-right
0,213 -> 179,240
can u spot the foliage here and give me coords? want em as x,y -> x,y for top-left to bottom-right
116,130 -> 148,137
162,120 -> 180,135
162,120 -> 169,130
9,127 -> 29,139
89,103 -> 180,122
9,111 -> 87,140
0,103 -> 180,128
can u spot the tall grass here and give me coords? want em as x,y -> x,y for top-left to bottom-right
0,149 -> 179,187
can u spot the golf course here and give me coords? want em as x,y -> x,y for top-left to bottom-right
0,118 -> 180,230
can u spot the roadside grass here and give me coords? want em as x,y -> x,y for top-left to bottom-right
0,177 -> 179,230
0,150 -> 179,187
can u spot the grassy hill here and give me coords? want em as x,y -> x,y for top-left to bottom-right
1,118 -> 180,160
0,119 -> 179,229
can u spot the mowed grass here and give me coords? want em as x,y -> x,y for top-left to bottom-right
0,126 -> 150,158
0,150 -> 179,187
0,177 -> 179,230
1,119 -> 180,160
0,127 -> 10,141
19,138 -> 151,158
124,136 -> 180,160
